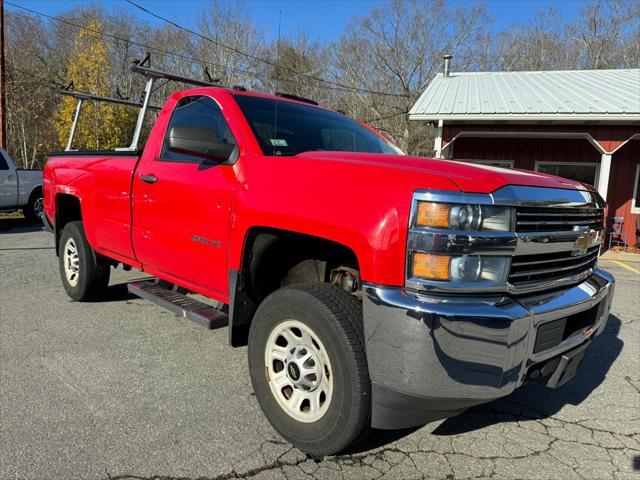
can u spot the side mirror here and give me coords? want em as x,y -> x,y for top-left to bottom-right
168,125 -> 235,163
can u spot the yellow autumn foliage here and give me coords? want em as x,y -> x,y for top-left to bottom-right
54,19 -> 136,150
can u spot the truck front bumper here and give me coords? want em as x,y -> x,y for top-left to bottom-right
362,269 -> 615,429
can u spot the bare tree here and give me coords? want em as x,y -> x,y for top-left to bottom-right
4,12 -> 59,168
258,31 -> 333,101
3,0 -> 638,166
332,0 -> 490,155
196,0 -> 265,87
568,0 -> 640,69
490,8 -> 576,71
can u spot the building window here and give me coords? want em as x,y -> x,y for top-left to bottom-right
462,159 -> 514,168
535,161 -> 600,189
632,164 -> 640,215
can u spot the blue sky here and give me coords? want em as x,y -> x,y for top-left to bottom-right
8,0 -> 587,42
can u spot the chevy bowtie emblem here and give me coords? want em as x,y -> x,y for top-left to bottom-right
573,229 -> 597,255
288,363 -> 300,381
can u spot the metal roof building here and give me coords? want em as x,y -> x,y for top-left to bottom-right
410,61 -> 640,249
409,69 -> 640,122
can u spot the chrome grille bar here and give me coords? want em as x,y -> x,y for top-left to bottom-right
516,212 -> 603,217
511,246 -> 599,267
515,206 -> 604,233
510,252 -> 599,279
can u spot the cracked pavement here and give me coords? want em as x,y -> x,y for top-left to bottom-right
1,219 -> 638,480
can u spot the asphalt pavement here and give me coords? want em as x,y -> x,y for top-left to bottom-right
1,218 -> 639,480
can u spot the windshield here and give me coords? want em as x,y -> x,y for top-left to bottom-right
233,94 -> 401,156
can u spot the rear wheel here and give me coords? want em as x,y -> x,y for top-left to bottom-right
23,191 -> 43,224
248,283 -> 370,457
58,221 -> 110,301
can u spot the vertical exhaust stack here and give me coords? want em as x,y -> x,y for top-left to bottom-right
443,54 -> 452,77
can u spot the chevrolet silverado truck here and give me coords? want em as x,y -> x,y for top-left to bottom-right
1,148 -> 44,223
43,80 -> 615,456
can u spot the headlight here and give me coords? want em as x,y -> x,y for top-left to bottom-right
412,253 -> 510,283
416,202 -> 513,232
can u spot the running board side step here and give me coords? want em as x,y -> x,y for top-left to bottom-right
127,280 -> 228,330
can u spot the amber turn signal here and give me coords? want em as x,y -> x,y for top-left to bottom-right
412,253 -> 450,280
416,202 -> 449,228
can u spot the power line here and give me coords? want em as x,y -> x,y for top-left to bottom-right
124,0 -> 407,98
126,0 -> 275,67
6,64 -> 128,102
7,1 -> 406,98
5,64 -> 62,89
364,110 -> 410,123
5,3 -> 265,82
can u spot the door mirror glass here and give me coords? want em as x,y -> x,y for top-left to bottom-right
161,96 -> 238,164
168,125 -> 235,163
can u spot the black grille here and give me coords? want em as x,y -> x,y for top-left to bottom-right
509,246 -> 600,286
515,206 -> 604,232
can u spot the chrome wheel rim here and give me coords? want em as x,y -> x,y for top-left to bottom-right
265,319 -> 333,423
33,197 -> 44,219
63,238 -> 80,287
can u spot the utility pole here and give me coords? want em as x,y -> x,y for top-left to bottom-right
0,0 -> 6,150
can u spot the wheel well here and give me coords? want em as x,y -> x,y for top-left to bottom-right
28,186 -> 42,201
55,194 -> 82,254
229,227 -> 360,347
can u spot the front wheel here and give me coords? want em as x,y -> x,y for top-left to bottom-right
58,221 -> 110,301
248,283 -> 370,457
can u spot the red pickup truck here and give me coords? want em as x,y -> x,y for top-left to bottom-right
43,80 -> 615,456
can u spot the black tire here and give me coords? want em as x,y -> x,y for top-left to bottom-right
23,190 -> 43,224
248,282 -> 370,457
58,221 -> 110,301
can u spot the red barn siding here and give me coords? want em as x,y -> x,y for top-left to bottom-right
451,137 -> 600,171
443,125 -> 638,153
607,139 -> 639,248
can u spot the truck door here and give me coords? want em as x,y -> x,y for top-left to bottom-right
0,149 -> 18,208
132,95 -> 238,297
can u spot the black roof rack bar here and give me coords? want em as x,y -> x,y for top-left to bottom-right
131,64 -> 220,88
59,89 -> 162,110
275,92 -> 319,105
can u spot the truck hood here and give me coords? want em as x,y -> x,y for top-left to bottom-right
294,151 -> 592,194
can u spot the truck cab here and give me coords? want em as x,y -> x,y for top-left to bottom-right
42,65 -> 615,457
0,148 -> 43,222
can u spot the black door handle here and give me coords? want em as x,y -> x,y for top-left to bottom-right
140,174 -> 158,184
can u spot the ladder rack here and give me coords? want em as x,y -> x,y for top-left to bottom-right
127,59 -> 221,151
62,54 -> 222,152
61,89 -> 162,152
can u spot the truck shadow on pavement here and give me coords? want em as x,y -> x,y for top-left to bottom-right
349,314 -> 623,452
98,278 -> 165,302
0,217 -> 44,234
100,282 -> 140,302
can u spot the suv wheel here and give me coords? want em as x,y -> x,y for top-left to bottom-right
248,283 -> 370,457
58,221 -> 110,301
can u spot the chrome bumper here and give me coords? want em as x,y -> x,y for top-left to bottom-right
363,269 -> 615,429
